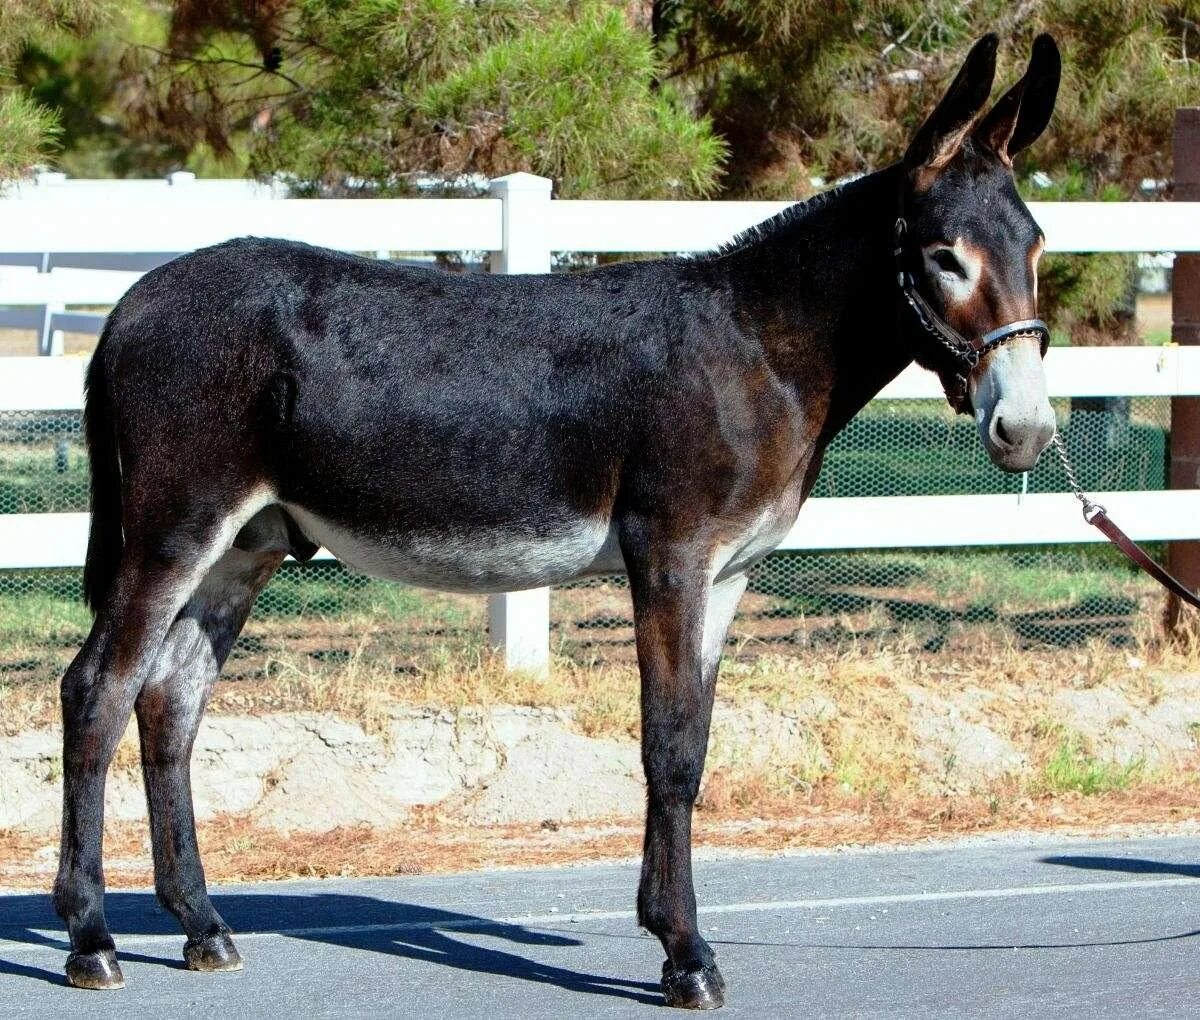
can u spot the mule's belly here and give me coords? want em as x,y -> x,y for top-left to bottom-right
285,505 -> 623,593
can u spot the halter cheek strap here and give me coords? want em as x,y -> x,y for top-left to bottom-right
893,216 -> 1049,414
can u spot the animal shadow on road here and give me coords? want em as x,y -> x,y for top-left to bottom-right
1040,854 -> 1200,879
0,890 -> 660,1005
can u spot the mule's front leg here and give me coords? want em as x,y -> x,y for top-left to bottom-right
626,536 -> 746,1010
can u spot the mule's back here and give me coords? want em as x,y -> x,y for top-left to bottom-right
97,236 -> 746,589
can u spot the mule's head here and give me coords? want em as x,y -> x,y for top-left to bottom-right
901,33 -> 1061,472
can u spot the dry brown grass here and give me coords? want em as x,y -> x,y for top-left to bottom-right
0,679 -> 56,736
9,616 -> 1200,798
197,614 -> 1200,749
206,636 -> 644,743
6,784 -> 1200,890
704,625 -> 1200,802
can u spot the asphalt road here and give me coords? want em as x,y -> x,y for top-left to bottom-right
4,833 -> 1200,1017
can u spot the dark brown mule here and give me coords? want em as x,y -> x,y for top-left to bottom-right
56,34 -> 1059,1009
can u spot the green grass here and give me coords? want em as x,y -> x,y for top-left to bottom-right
0,446 -> 89,514
0,548 -> 1176,744
813,401 -> 1167,499
258,564 -> 426,618
0,562 -> 487,719
1042,734 -> 1144,795
0,562 -> 478,627
0,591 -> 89,639
754,544 -> 1149,615
916,547 -> 1145,609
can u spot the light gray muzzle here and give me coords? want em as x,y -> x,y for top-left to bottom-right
970,335 -> 1056,472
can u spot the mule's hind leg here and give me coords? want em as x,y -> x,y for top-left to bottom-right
55,546 -> 233,988
55,498 -> 272,990
54,609 -> 143,990
136,511 -> 290,972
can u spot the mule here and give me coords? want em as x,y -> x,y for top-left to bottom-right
54,32 -> 1059,1009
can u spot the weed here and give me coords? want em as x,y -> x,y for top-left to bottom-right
1041,734 -> 1143,795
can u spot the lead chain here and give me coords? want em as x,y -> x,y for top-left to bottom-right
1050,430 -> 1105,522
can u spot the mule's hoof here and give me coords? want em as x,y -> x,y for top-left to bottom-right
662,962 -> 725,1009
65,948 -> 125,990
184,931 -> 244,972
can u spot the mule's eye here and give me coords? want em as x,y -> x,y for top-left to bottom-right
931,248 -> 966,276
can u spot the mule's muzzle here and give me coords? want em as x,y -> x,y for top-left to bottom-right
972,334 -> 1056,472
982,398 -> 1056,471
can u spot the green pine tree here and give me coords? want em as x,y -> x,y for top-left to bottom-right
0,0 -> 109,178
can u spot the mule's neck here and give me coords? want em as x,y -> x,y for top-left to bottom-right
715,164 -> 915,439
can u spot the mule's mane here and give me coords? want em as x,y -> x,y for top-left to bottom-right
709,176 -> 864,258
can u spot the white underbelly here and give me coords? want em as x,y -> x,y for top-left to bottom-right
285,505 -> 624,593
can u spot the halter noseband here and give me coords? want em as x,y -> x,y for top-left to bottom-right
893,215 -> 1049,415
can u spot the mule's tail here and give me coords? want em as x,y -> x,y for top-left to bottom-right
82,340 -> 122,614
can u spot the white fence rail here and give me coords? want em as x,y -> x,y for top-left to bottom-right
1,172 -> 1197,671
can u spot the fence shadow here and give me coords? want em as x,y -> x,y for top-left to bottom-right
0,891 -> 659,1004
732,588 -> 1142,655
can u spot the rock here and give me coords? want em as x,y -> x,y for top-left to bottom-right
709,697 -> 834,776
2,674 -> 1199,838
5,730 -> 58,762
907,687 -> 1025,795
1053,685 -> 1200,768
252,749 -> 406,832
0,757 -> 56,830
458,724 -> 642,825
304,716 -> 370,749
192,714 -> 301,819
105,772 -> 149,824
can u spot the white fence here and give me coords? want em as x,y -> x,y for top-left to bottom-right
2,172 -> 1200,671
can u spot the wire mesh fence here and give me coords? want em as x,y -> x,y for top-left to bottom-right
0,393 -> 1176,687
557,395 -> 1171,662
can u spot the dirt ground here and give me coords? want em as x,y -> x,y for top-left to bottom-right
0,329 -> 95,357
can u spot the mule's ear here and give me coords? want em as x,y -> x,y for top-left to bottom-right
974,34 -> 1061,162
904,34 -> 998,177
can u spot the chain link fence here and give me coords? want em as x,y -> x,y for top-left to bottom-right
0,390 -> 1175,686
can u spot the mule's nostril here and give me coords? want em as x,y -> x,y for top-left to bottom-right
994,415 -> 1014,447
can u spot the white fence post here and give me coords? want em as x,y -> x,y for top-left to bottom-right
36,253 -> 64,357
487,172 -> 553,674
33,173 -> 67,356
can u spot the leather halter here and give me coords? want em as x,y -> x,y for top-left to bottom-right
893,215 -> 1049,415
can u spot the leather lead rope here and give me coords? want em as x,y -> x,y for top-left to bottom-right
1051,432 -> 1200,611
